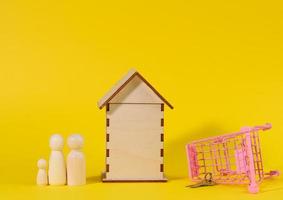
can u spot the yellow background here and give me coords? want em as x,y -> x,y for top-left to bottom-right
0,0 -> 282,199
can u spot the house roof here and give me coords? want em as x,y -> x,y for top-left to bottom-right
98,69 -> 174,109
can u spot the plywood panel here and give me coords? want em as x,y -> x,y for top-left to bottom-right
107,103 -> 164,133
106,104 -> 164,180
106,149 -> 163,180
98,69 -> 173,109
109,76 -> 163,104
98,69 -> 137,108
106,133 -> 163,158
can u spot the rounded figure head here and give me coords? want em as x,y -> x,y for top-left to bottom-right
49,134 -> 64,151
37,159 -> 47,169
67,134 -> 84,150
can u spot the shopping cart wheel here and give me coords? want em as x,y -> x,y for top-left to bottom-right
269,170 -> 280,176
248,183 -> 259,194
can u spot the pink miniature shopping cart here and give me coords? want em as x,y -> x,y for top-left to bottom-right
186,123 -> 279,193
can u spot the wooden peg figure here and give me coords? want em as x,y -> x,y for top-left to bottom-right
67,134 -> 86,186
48,134 -> 66,185
37,159 -> 48,186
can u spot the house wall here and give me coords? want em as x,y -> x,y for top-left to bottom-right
105,103 -> 165,180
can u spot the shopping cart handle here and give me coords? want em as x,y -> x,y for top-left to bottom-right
255,123 -> 272,131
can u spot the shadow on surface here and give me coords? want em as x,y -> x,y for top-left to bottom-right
166,123 -> 228,179
86,175 -> 102,184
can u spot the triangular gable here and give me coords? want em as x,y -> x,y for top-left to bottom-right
98,69 -> 173,109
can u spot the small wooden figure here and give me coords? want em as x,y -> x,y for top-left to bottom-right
67,134 -> 86,186
48,134 -> 66,185
37,159 -> 48,186
98,69 -> 173,182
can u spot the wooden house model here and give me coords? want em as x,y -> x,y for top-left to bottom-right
98,69 -> 173,182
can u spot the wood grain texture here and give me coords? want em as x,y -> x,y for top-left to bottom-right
101,172 -> 168,182
105,103 -> 164,180
109,75 -> 163,104
98,69 -> 137,108
97,69 -> 173,109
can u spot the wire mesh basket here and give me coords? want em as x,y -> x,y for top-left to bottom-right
186,123 -> 279,193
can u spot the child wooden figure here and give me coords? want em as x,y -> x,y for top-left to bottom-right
67,134 -> 86,186
37,159 -> 48,186
48,134 -> 66,185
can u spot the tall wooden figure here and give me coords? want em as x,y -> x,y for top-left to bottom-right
67,134 -> 86,186
48,134 -> 66,185
98,69 -> 173,182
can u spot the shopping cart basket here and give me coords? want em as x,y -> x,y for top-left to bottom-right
186,123 -> 279,193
